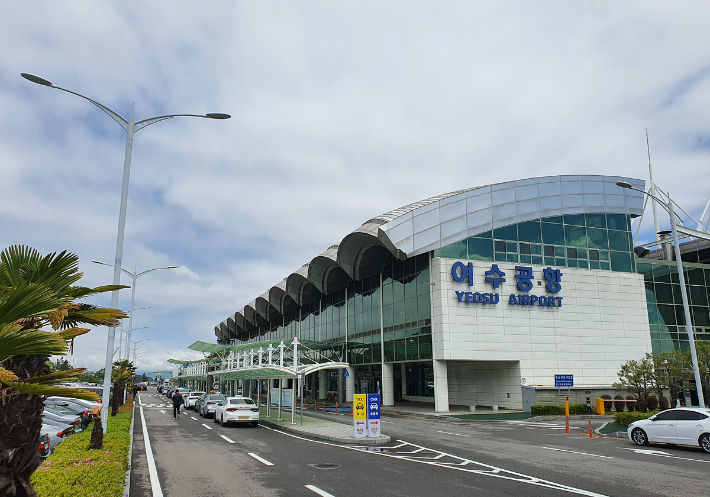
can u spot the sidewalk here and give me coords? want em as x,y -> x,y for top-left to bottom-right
257,405 -> 391,445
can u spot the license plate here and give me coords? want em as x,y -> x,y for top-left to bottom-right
238,416 -> 249,420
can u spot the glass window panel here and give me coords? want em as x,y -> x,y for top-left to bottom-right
587,228 -> 608,250
405,298 -> 418,323
494,240 -> 506,252
565,224 -> 587,248
507,253 -> 519,263
382,304 -> 393,328
589,260 -> 600,269
607,214 -> 629,231
393,301 -> 405,325
406,337 -> 419,360
610,251 -> 632,272
394,339 -> 406,361
692,307 -> 710,327
599,250 -> 609,262
384,341 -> 395,362
600,261 -> 610,270
354,313 -> 363,334
568,259 -> 578,268
578,259 -> 588,269
416,253 -> 430,272
544,245 -> 555,257
417,272 -> 431,297
520,243 -> 531,255
577,248 -> 587,259
393,280 -> 404,303
608,230 -> 631,252
672,285 -> 685,305
363,310 -> 373,332
469,237 -> 494,261
506,241 -> 518,253
544,257 -> 555,265
555,258 -> 566,266
686,267 -> 705,286
658,304 -> 676,325
476,230 -> 493,238
418,334 -> 433,359
589,249 -> 599,261
675,305 -> 686,326
531,244 -> 542,255
404,278 -> 418,300
439,240 -> 468,259
493,225 -> 517,241
555,246 -> 566,257
542,223 -> 565,245
567,247 -> 577,259
371,342 -> 381,364
495,252 -> 507,262
532,256 -> 543,265
362,293 -> 371,311
520,255 -> 532,263
563,214 -> 586,226
585,214 -> 606,229
545,216 -> 563,224
647,303 -> 660,324
655,283 -> 674,304
517,220 -> 542,243
690,285 -> 708,306
418,293 -> 431,319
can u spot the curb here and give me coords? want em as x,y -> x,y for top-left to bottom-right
123,398 -> 136,497
259,418 -> 391,445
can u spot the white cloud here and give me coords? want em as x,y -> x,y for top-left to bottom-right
2,1 -> 710,372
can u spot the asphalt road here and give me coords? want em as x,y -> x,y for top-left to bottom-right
131,389 -> 709,497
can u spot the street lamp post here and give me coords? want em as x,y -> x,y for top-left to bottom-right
117,306 -> 150,360
616,181 -> 706,408
131,339 -> 151,365
23,72 -> 230,431
93,261 -> 177,360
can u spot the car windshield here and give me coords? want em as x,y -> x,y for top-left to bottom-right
229,398 -> 255,405
209,395 -> 225,400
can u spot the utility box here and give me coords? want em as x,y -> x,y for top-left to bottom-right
595,398 -> 605,415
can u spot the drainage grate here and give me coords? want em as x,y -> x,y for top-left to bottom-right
308,463 -> 341,470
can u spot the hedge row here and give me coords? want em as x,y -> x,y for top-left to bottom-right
614,410 -> 660,427
530,404 -> 588,416
32,404 -> 133,497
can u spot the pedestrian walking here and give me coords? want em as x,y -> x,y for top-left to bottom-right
172,390 -> 184,419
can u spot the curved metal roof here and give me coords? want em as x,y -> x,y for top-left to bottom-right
217,174 -> 645,340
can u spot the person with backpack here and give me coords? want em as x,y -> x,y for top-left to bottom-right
172,390 -> 184,419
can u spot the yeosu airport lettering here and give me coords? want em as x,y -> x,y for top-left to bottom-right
450,261 -> 563,308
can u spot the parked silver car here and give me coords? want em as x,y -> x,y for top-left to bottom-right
198,394 -> 226,418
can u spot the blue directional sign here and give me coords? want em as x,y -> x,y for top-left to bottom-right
367,394 -> 381,437
344,369 -> 349,377
554,374 -> 573,387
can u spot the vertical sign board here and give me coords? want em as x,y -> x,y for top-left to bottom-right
367,394 -> 380,438
353,394 -> 367,438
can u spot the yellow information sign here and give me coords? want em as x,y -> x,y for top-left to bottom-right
353,394 -> 367,420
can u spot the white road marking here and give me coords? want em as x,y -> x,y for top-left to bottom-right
191,417 -> 197,420
248,452 -> 274,465
261,426 -> 608,497
220,435 -> 236,444
621,447 -> 710,464
159,410 -> 165,414
201,423 -> 213,430
381,420 -> 394,424
541,447 -> 612,459
139,407 -> 164,497
437,430 -> 470,437
305,485 -> 335,496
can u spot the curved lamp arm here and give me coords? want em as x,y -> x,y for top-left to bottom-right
51,85 -> 129,131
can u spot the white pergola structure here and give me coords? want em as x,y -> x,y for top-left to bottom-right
187,337 -> 349,425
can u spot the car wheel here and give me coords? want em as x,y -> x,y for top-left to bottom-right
631,428 -> 649,446
700,434 -> 710,454
213,413 -> 219,423
220,415 -> 225,427
252,421 -> 259,427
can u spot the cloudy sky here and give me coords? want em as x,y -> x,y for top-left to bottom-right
1,1 -> 709,375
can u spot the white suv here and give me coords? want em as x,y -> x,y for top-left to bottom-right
628,407 -> 710,453
184,392 -> 203,410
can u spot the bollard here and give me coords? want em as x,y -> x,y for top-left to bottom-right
588,420 -> 593,439
314,400 -> 317,410
323,402 -> 326,411
335,402 -> 338,413
565,415 -> 569,435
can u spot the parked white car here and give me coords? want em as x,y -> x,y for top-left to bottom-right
628,407 -> 710,453
213,396 -> 259,427
184,391 -> 203,410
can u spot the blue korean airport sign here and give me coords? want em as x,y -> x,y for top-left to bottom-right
367,394 -> 381,437
554,374 -> 574,387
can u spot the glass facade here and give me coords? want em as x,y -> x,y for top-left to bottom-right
636,259 -> 710,354
434,213 -> 636,273
238,253 -> 432,371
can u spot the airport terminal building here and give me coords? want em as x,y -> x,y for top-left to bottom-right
207,175 -> 710,411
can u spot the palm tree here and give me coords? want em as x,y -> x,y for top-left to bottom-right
0,246 -> 126,497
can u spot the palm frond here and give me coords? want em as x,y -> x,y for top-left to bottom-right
21,368 -> 86,385
60,305 -> 127,328
0,284 -> 68,324
0,324 -> 68,363
67,284 -> 129,300
0,379 -> 99,401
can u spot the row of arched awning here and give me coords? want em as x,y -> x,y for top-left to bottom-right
215,219 -> 407,342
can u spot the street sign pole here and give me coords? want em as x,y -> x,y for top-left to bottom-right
353,393 -> 366,438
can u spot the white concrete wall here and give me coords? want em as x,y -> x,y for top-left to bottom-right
431,257 -> 652,388
447,361 -> 521,409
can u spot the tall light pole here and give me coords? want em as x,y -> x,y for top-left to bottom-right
131,339 -> 151,365
117,306 -> 150,360
93,261 -> 177,360
23,72 -> 230,431
617,181 -> 705,408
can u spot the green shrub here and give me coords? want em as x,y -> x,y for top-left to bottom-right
613,395 -> 625,413
626,395 -> 637,411
32,411 -> 132,497
569,403 -> 588,415
646,395 -> 658,411
601,394 -> 612,412
531,403 -> 590,416
614,410 -> 660,427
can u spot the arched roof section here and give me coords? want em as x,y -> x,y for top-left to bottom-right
337,221 -> 404,281
243,302 -> 258,328
219,321 -> 229,340
226,317 -> 236,339
234,311 -> 245,334
214,326 -> 224,341
379,175 -> 645,257
285,264 -> 321,306
308,245 -> 351,294
255,293 -> 270,321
